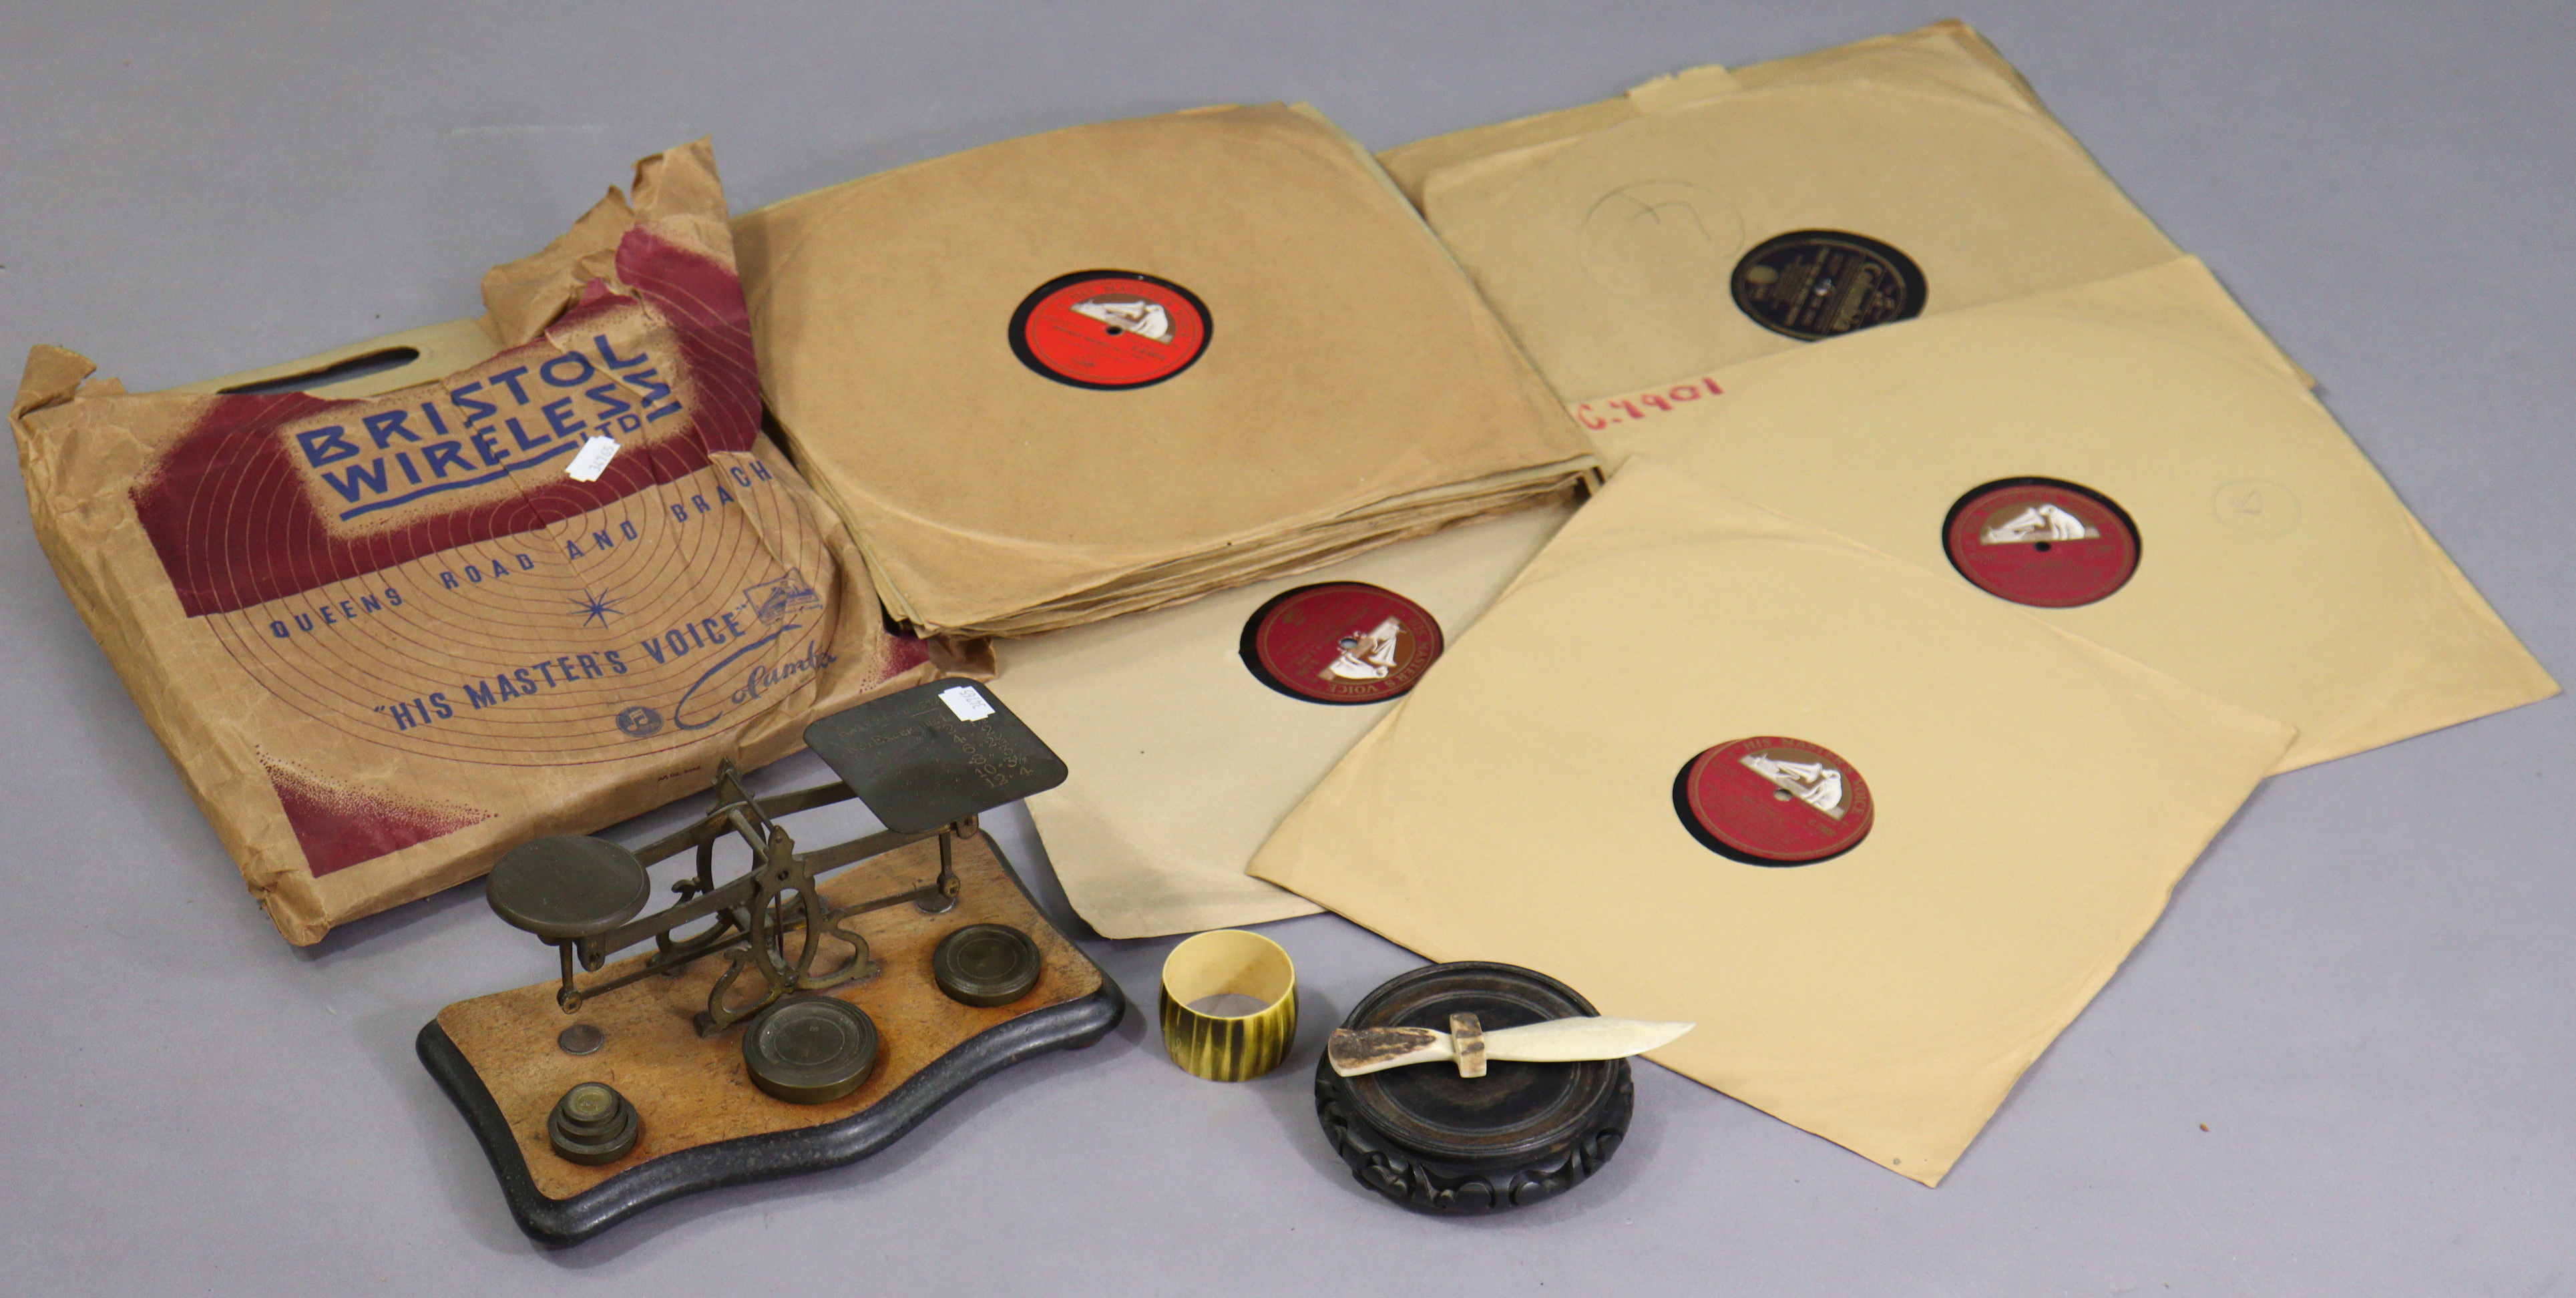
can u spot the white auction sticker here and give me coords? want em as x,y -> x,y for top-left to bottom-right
939,685 -> 994,720
566,435 -> 622,482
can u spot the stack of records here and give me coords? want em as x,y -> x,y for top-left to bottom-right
1371,18 -> 2551,768
734,103 -> 1598,639
977,25 -> 2551,971
1228,21 -> 2552,1183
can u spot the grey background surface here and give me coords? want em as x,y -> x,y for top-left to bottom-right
2,1 -> 2569,1293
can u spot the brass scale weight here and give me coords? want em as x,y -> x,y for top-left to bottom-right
420,680 -> 1126,1243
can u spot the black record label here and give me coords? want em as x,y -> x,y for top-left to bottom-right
1730,230 -> 1927,341
1009,269 -> 1211,389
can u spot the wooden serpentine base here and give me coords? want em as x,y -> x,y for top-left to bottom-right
417,833 -> 1124,1244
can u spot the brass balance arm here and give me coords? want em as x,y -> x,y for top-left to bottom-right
491,675 -> 1060,1024
580,823 -> 936,968
495,760 -> 976,1019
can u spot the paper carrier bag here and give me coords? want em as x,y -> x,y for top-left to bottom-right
11,141 -> 957,945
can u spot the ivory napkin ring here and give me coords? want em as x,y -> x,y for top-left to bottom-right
1159,929 -> 1298,1081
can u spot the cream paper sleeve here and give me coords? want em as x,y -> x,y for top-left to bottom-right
1591,257 -> 2557,771
1403,23 -> 2183,401
1002,504 -> 1572,939
1379,21 -> 2074,205
1251,460 -> 2294,1185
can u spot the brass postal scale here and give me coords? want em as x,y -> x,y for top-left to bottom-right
417,680 -> 1125,1244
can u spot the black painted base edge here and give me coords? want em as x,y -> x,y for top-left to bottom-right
419,977 -> 1124,1246
1315,1053 -> 1633,1215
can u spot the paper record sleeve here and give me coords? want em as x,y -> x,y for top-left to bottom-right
1606,260 -> 2559,769
1416,77 -> 2182,399
998,504 -> 1574,939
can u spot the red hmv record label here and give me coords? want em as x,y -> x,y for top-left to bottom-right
1942,477 -> 2141,608
1679,737 -> 1874,865
1239,583 -> 1444,705
1009,269 -> 1211,389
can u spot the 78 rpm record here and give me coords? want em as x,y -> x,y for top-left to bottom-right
1237,582 -> 1445,704
1610,260 -> 2558,770
1729,230 -> 1928,342
1940,477 -> 2142,608
1008,270 -> 1212,389
1675,736 -> 1874,864
1249,461 -> 2296,1185
1418,77 -> 2181,399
